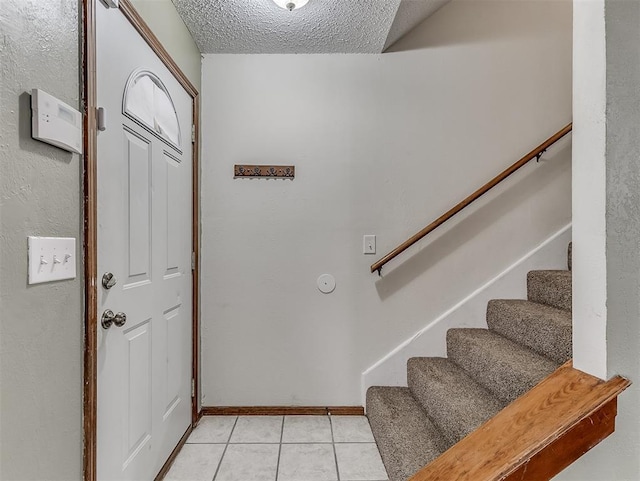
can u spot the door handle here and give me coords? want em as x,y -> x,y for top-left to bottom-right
102,272 -> 117,289
101,309 -> 127,329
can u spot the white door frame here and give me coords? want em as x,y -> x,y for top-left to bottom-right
82,1 -> 200,479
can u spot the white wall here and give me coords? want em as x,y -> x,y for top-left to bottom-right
0,1 -> 82,479
200,0 -> 572,406
571,0 -> 607,380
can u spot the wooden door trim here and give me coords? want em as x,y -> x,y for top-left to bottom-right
81,1 -> 98,480
82,1 -> 201,480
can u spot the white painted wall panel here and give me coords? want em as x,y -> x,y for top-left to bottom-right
571,0 -> 608,381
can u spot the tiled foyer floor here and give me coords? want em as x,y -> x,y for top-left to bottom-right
165,415 -> 389,481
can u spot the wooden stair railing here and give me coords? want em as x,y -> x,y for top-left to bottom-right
371,123 -> 573,275
409,361 -> 630,481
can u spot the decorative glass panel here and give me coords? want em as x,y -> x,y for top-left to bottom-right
123,69 -> 181,150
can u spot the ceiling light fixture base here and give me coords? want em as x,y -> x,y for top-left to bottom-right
273,0 -> 310,11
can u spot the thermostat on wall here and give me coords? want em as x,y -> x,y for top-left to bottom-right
31,89 -> 83,155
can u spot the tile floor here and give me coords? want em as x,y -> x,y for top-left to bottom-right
165,415 -> 389,481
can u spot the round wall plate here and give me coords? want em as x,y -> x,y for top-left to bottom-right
317,274 -> 336,294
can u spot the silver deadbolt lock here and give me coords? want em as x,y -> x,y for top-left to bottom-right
102,272 -> 117,289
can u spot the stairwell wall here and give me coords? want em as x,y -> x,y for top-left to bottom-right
200,0 -> 573,406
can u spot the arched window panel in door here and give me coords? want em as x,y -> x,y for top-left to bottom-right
123,69 -> 182,151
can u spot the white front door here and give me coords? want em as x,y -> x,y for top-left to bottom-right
96,4 -> 193,480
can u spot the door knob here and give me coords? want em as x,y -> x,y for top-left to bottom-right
102,272 -> 117,289
101,309 -> 127,329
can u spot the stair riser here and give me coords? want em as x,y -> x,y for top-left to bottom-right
487,300 -> 572,364
527,271 -> 572,311
367,387 -> 446,481
447,329 -> 559,404
407,358 -> 504,446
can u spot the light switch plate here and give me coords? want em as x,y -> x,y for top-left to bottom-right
363,235 -> 376,254
28,236 -> 77,284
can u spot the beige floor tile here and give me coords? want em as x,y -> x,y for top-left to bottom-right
165,444 -> 225,481
277,444 -> 338,481
282,416 -> 333,443
215,444 -> 279,481
229,416 -> 283,443
187,416 -> 237,444
335,443 -> 388,481
331,416 -> 375,443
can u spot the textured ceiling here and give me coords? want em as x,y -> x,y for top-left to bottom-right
172,0 -> 442,54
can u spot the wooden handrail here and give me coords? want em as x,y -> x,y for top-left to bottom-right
371,123 -> 573,275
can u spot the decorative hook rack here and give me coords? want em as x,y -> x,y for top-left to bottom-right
234,164 -> 295,179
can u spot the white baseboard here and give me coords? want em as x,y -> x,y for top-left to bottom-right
361,224 -> 572,407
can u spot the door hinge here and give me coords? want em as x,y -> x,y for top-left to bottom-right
191,379 -> 195,398
191,124 -> 196,143
191,252 -> 196,271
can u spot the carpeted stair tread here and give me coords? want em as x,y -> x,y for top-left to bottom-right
527,270 -> 572,311
366,386 -> 447,481
407,357 -> 505,445
446,328 -> 559,404
487,299 -> 572,364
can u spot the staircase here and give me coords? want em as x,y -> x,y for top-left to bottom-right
367,244 -> 577,481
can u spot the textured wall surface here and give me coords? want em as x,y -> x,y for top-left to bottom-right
603,2 -> 640,473
199,0 -> 572,406
0,1 -> 83,480
560,1 -> 640,479
603,2 -> 640,474
557,0 -> 640,481
173,0 -> 402,53
130,0 -> 202,90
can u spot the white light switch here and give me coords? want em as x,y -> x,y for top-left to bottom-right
28,236 -> 77,284
363,235 -> 376,254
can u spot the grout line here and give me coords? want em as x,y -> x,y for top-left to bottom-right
211,416 -> 239,481
227,416 -> 239,443
329,413 -> 341,481
274,416 -> 285,481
